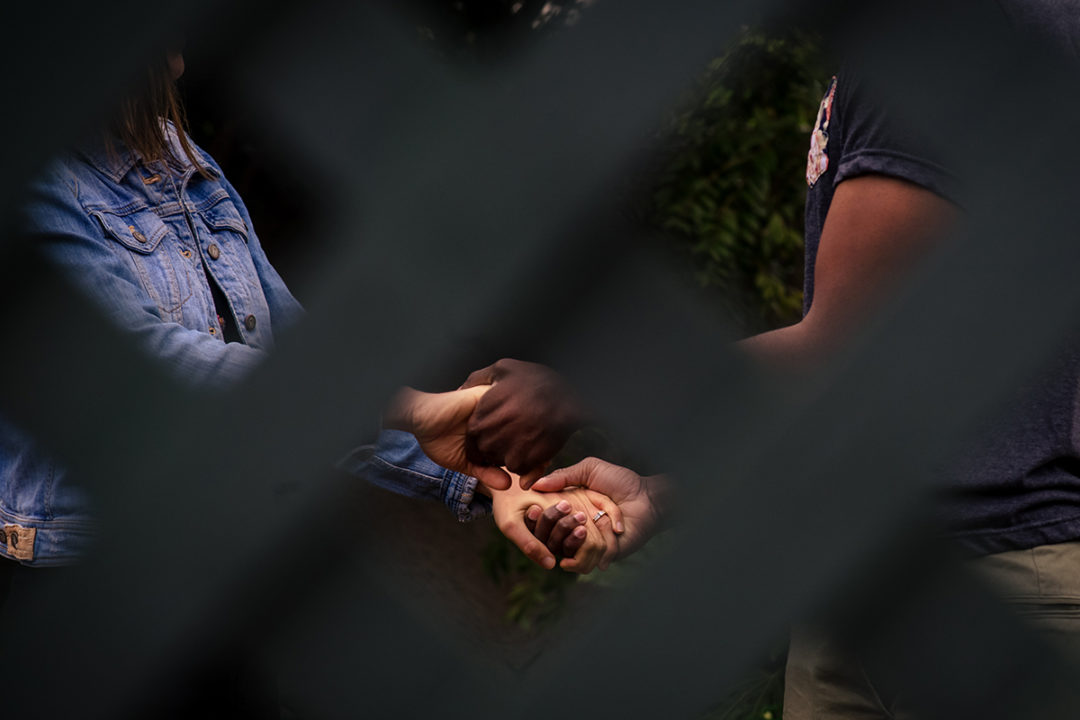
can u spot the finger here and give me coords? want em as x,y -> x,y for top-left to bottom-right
464,431 -> 488,467
505,451 -> 532,478
506,443 -> 552,481
559,489 -> 619,568
466,415 -> 510,469
498,515 -> 556,570
455,384 -> 491,406
472,465 -> 511,492
529,457 -> 598,493
528,467 -> 575,493
524,505 -> 543,534
584,489 -> 625,534
465,418 -> 507,468
459,364 -> 496,389
535,501 -> 571,543
519,467 -> 547,491
440,386 -> 490,431
595,517 -> 619,570
561,524 -> 586,558
560,532 -> 600,574
547,512 -> 587,554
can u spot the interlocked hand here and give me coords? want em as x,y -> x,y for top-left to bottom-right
492,473 -> 623,573
531,457 -> 669,560
386,385 -> 512,491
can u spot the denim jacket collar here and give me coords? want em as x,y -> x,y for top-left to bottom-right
79,121 -> 219,183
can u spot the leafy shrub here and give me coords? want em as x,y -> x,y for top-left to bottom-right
650,28 -> 827,333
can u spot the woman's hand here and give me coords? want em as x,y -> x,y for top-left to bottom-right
530,457 -> 669,560
384,385 -> 512,491
492,476 -> 623,573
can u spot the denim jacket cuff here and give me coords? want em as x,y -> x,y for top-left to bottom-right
441,469 -> 491,522
340,429 -> 491,522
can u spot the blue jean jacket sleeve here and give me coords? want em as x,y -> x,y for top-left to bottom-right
339,430 -> 491,522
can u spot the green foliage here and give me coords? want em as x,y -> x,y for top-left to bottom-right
651,28 -> 827,333
482,525 -> 578,630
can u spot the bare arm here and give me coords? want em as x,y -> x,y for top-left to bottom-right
739,175 -> 959,369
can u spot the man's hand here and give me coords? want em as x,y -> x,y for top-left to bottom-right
530,457 -> 669,560
384,386 -> 512,491
460,359 -> 586,484
492,476 -> 623,573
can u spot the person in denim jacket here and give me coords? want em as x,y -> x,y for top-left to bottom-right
2,48 -> 613,573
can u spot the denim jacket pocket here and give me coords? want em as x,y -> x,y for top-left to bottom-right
200,196 -> 250,242
92,208 -> 193,323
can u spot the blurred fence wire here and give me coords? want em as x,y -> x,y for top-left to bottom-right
1,0 -> 1079,718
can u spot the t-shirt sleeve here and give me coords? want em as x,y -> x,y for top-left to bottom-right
831,67 -> 961,205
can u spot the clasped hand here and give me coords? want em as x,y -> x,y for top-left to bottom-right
384,377 -> 652,574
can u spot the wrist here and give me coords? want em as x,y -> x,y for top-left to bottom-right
383,387 -> 419,432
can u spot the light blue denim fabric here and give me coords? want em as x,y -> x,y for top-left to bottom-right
25,130 -> 303,387
1,126 -> 484,566
340,430 -> 492,523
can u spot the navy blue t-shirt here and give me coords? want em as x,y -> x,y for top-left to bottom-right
802,1 -> 1080,555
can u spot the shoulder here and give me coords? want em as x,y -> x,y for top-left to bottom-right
826,65 -> 959,205
30,153 -> 86,199
21,145 -> 145,243
22,154 -> 96,227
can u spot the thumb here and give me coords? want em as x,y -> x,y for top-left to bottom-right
409,385 -> 488,437
442,384 -> 490,423
455,384 -> 490,403
529,459 -> 593,493
459,364 -> 497,390
472,465 -> 512,492
518,467 -> 547,491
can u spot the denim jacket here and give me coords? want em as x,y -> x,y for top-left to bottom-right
1,126 -> 487,566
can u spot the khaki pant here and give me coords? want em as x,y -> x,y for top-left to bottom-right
783,541 -> 1080,720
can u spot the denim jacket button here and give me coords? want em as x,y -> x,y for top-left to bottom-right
207,243 -> 221,260
128,225 -> 146,243
244,314 -> 257,331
